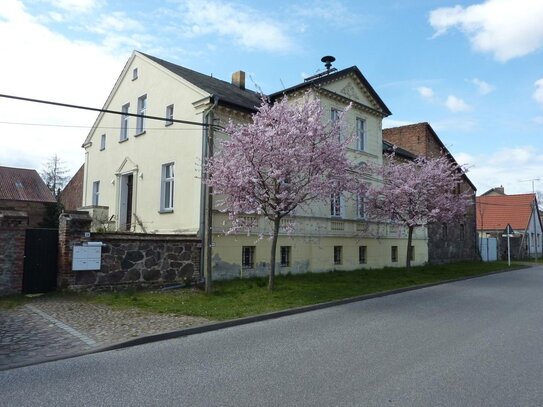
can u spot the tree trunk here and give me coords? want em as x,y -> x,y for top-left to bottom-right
406,225 -> 414,271
268,217 -> 281,291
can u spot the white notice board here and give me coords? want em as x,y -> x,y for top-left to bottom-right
72,246 -> 102,271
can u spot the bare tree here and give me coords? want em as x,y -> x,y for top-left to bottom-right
40,154 -> 69,199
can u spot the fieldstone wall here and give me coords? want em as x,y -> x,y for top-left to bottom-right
59,212 -> 201,290
73,233 -> 201,290
0,210 -> 28,295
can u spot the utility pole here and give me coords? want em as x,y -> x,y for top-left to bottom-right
520,178 -> 541,262
202,96 -> 219,294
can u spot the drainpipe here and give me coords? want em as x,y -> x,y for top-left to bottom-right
199,95 -> 219,293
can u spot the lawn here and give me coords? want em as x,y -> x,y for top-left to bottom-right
0,261 -> 526,318
85,261 -> 522,320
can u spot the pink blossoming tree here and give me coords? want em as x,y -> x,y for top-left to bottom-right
362,152 -> 471,270
206,92 -> 353,290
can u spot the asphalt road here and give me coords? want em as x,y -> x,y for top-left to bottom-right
2,266 -> 543,406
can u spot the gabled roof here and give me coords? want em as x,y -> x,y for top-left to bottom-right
382,140 -> 416,160
59,165 -> 84,211
476,193 -> 537,231
383,122 -> 477,192
268,66 -> 392,117
0,166 -> 55,203
140,52 -> 262,113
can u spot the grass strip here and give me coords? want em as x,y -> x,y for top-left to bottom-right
0,261 -> 527,317
86,261 -> 524,320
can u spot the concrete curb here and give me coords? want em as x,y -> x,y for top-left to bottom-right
3,265 -> 529,371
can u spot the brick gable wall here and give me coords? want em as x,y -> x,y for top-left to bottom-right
383,123 -> 479,263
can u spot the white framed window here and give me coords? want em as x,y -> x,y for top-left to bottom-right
160,163 -> 174,211
100,134 -> 106,150
120,103 -> 129,141
359,245 -> 367,264
136,94 -> 147,134
280,246 -> 291,267
132,67 -> 138,80
334,246 -> 342,265
165,104 -> 174,126
331,108 -> 342,141
242,246 -> 255,268
331,193 -> 342,217
357,195 -> 366,219
356,117 -> 366,151
92,181 -> 100,206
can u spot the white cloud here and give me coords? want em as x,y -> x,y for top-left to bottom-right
91,12 -> 143,34
533,78 -> 543,109
0,0 -> 126,174
417,86 -> 435,99
42,0 -> 101,13
288,0 -> 371,30
180,0 -> 294,53
456,146 -> 543,194
429,0 -> 543,62
472,78 -> 495,95
445,95 -> 472,112
382,119 -> 416,129
534,116 -> 543,124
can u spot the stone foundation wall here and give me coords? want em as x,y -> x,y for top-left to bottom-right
73,233 -> 201,290
0,211 -> 28,295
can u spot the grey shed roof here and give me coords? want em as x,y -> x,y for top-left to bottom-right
140,52 -> 262,113
0,166 -> 55,203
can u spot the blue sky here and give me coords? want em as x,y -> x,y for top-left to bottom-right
1,0 -> 542,194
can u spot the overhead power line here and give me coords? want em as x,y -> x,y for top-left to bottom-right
0,93 -> 211,128
0,120 -> 206,131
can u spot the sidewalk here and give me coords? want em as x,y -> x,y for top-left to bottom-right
0,297 -> 209,370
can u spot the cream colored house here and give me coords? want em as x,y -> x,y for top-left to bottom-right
82,51 -> 428,280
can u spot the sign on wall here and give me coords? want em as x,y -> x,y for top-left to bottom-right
72,242 -> 102,271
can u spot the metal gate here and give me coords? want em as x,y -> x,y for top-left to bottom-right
479,237 -> 497,262
22,228 -> 58,293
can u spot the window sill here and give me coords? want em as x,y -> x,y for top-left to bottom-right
158,209 -> 174,214
165,122 -> 173,127
118,138 -> 129,143
135,130 -> 146,137
99,147 -> 105,151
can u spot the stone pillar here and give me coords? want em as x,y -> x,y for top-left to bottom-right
0,210 -> 28,295
58,211 -> 92,289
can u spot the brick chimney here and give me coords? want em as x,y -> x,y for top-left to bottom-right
232,70 -> 245,90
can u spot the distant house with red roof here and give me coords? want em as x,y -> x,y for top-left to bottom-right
59,165 -> 84,211
0,166 -> 56,227
476,189 -> 542,259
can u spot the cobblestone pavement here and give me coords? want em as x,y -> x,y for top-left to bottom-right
0,297 -> 209,370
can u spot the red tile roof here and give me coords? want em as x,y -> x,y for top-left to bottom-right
476,193 -> 536,231
0,166 -> 56,203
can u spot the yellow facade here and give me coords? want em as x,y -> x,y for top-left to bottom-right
83,51 -> 429,281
